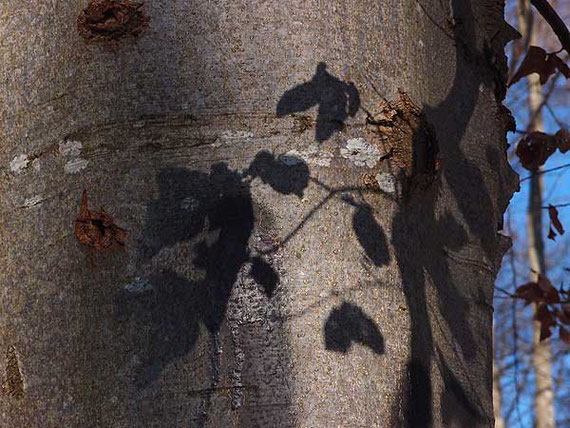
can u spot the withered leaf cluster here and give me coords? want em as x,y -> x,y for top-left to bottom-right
515,274 -> 570,343
508,46 -> 570,87
515,128 -> 570,171
547,204 -> 565,241
75,190 -> 127,251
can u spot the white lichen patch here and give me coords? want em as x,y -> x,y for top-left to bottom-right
21,195 -> 44,209
31,158 -> 41,172
59,140 -> 82,157
278,152 -> 305,166
10,154 -> 29,174
340,138 -> 381,168
375,172 -> 397,194
181,197 -> 199,211
64,158 -> 89,174
213,131 -> 255,146
124,277 -> 154,294
221,131 -> 254,139
281,145 -> 334,167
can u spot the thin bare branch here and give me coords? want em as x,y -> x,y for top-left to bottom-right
530,0 -> 570,55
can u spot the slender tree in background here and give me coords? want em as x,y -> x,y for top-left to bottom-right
492,0 -> 570,426
493,327 -> 506,428
516,2 -> 556,427
0,1 -> 518,427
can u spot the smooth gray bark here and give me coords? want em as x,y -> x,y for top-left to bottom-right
0,1 -> 517,427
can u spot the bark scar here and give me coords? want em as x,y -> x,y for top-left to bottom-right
2,346 -> 24,399
77,0 -> 150,42
364,90 -> 440,194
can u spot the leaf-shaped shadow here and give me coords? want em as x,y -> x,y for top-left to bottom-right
277,62 -> 360,142
250,256 -> 279,297
245,151 -> 309,198
342,195 -> 390,267
324,302 -> 384,355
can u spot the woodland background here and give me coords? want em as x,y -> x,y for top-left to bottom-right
494,1 -> 570,427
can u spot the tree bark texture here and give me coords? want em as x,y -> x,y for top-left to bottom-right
0,1 -> 518,427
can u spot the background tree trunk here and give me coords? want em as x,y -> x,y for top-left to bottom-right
0,1 -> 517,427
526,95 -> 556,428
517,1 -> 556,426
492,327 -> 505,428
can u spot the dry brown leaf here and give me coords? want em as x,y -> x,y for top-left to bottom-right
560,326 -> 570,345
537,274 -> 560,304
508,46 -> 569,87
562,303 -> 570,321
548,205 -> 565,239
535,303 -> 556,341
75,190 -> 128,251
515,131 -> 558,171
555,309 -> 570,325
548,227 -> 556,241
548,54 -> 570,79
509,46 -> 555,86
556,129 -> 570,153
515,281 -> 543,305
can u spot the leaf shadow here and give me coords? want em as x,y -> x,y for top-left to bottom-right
277,62 -> 360,142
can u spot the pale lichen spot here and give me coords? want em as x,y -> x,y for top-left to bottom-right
281,145 -> 333,167
340,138 -> 381,168
214,130 -> 255,146
375,172 -> 397,194
59,140 -> 82,157
31,158 -> 41,172
181,197 -> 199,211
10,154 -> 29,174
21,195 -> 44,209
278,152 -> 305,166
64,158 -> 89,174
124,277 -> 153,294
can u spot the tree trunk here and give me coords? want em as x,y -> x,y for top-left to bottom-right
517,1 -> 556,426
0,1 -> 518,427
492,328 -> 505,428
526,96 -> 556,428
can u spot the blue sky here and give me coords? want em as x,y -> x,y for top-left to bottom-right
494,8 -> 570,424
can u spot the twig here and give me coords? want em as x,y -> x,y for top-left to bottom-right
530,0 -> 570,56
545,102 -> 565,128
520,162 -> 570,182
495,285 -> 516,297
542,201 -> 570,209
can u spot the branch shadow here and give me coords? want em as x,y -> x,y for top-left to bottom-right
272,2 -> 509,418
115,150 -> 310,423
342,194 -> 391,267
392,1 -> 516,427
